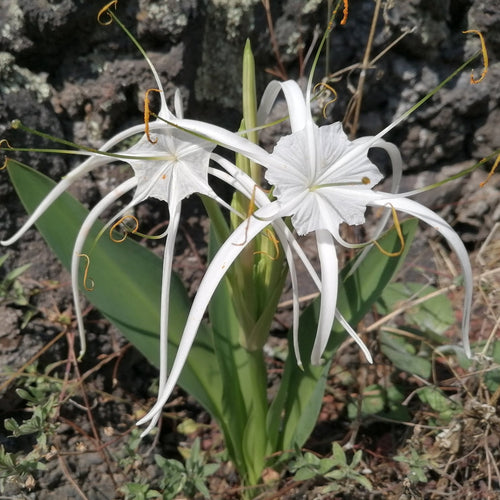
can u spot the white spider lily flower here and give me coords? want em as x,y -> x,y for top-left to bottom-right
261,80 -> 473,363
1,52 -> 238,434
164,79 -> 473,371
136,147 -> 372,434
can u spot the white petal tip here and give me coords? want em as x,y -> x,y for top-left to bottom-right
136,416 -> 148,427
310,355 -> 325,366
363,349 -> 374,364
136,416 -> 159,437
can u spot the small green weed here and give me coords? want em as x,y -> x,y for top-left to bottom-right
0,253 -> 37,326
119,437 -> 219,500
0,253 -> 31,306
290,442 -> 372,494
0,365 -> 60,492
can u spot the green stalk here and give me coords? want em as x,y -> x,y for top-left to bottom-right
240,348 -> 269,486
242,39 -> 260,182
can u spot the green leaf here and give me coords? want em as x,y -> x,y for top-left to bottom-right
269,219 -> 418,451
379,329 -> 432,379
207,221 -> 269,485
416,386 -> 462,422
377,282 -> 454,335
7,160 -> 223,421
484,340 -> 500,393
347,384 -> 386,419
331,442 -> 347,466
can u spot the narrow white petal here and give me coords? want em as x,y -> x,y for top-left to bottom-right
71,178 -> 138,357
279,81 -> 309,133
2,157 -> 108,245
174,89 -> 184,119
256,80 -> 284,126
311,229 -> 338,365
171,118 -> 281,170
1,123 -> 148,246
334,310 -> 373,363
139,222 -> 175,442
257,80 -> 308,133
157,203 -> 182,413
137,214 -> 272,427
278,226 -> 303,367
371,196 -> 472,357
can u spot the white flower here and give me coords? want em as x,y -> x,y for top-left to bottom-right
144,78 -> 473,396
1,51 -> 239,434
262,80 -> 472,363
265,121 -> 384,235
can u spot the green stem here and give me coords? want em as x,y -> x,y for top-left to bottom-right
239,347 -> 269,486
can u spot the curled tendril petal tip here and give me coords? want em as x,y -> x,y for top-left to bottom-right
109,215 -> 139,243
77,254 -> 95,292
0,138 -> 14,150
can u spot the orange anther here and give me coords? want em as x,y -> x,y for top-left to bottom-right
341,0 -> 348,25
463,30 -> 488,84
97,0 -> 118,25
109,215 -> 139,243
327,0 -> 349,31
144,88 -> 162,144
480,153 -> 500,188
314,82 -> 338,118
78,254 -> 95,291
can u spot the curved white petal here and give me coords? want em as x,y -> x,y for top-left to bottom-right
257,80 -> 284,127
174,89 -> 184,119
370,196 -> 472,357
257,80 -> 308,133
346,138 -> 403,276
275,225 -> 303,367
311,229 -> 338,364
71,177 -> 138,357
170,117 -> 282,170
144,203 -> 182,433
1,123 -> 148,246
138,213 -> 272,429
